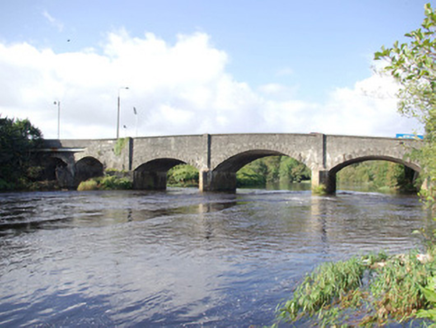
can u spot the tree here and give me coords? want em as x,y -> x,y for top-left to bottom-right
375,3 -> 436,202
373,4 -> 436,324
0,117 -> 43,190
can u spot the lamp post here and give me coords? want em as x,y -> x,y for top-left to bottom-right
117,87 -> 129,139
54,101 -> 60,139
133,107 -> 138,137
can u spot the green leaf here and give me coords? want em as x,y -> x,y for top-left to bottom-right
417,308 -> 436,320
420,285 -> 436,303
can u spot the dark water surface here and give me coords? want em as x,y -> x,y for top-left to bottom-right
0,188 -> 430,327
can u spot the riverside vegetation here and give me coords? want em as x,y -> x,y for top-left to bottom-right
0,117 -> 45,191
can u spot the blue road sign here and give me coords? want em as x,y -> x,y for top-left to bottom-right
396,133 -> 423,140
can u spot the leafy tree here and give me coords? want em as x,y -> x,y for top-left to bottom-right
237,165 -> 266,187
167,164 -> 199,187
375,3 -> 436,201
337,161 -> 416,191
0,117 -> 43,190
237,156 -> 310,187
279,156 -> 311,183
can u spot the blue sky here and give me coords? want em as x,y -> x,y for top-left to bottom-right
0,0 -> 431,139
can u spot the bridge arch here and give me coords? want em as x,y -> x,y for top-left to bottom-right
38,156 -> 68,181
44,156 -> 75,189
214,149 -> 287,172
325,155 -> 421,193
204,149 -> 310,191
133,158 -> 199,190
74,156 -> 104,186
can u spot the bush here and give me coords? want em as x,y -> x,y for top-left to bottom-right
278,251 -> 432,326
77,175 -> 132,191
312,184 -> 327,195
167,164 -> 199,187
99,175 -> 132,190
77,179 -> 99,191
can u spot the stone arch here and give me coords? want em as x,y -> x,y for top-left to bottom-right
326,155 -> 421,193
34,156 -> 67,181
204,149 -> 310,191
32,153 -> 75,188
330,155 -> 421,174
74,156 -> 104,186
133,158 -> 189,190
214,149 -> 286,172
43,156 -> 75,189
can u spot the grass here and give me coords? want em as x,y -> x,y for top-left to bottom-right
277,250 -> 436,327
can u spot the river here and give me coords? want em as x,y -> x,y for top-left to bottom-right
0,187 -> 430,327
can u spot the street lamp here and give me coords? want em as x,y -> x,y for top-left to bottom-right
117,87 -> 129,139
54,101 -> 60,139
133,107 -> 138,137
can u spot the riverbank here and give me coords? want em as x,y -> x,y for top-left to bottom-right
277,249 -> 435,326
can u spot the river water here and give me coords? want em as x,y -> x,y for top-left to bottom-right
0,187 -> 430,327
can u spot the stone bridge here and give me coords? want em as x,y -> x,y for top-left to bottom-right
40,133 -> 421,193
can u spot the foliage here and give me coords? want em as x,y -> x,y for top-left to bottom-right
279,156 -> 311,183
374,5 -> 436,321
417,276 -> 436,325
114,138 -> 128,156
237,162 -> 267,187
337,161 -> 417,192
99,175 -> 132,190
278,251 -> 434,326
375,2 -> 436,202
77,179 -> 99,191
77,175 -> 132,191
167,164 -> 199,187
311,184 -> 327,195
0,117 -> 44,190
237,156 -> 311,187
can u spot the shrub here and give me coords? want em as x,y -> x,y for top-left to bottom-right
77,179 -> 99,191
99,175 -> 132,190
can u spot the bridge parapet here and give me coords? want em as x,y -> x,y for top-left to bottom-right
208,133 -> 325,171
132,134 -> 208,171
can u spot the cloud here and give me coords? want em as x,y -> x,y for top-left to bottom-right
42,10 -> 64,32
0,30 -> 422,140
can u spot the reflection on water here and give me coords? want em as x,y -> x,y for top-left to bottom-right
0,188 -> 430,327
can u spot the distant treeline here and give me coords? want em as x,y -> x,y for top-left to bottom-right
337,161 -> 417,192
167,156 -> 418,191
236,156 -> 310,187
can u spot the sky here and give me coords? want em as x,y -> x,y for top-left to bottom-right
0,0 -> 432,139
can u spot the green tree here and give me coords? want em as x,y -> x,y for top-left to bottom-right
237,156 -> 310,187
0,117 -> 43,190
167,164 -> 199,187
279,157 -> 311,183
236,159 -> 267,187
375,2 -> 436,201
